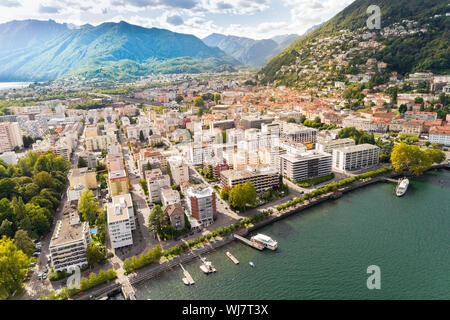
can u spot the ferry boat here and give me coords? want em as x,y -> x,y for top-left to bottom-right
395,178 -> 409,197
251,234 -> 278,250
199,257 -> 216,274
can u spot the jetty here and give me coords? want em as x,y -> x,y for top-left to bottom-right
226,251 -> 239,264
234,234 -> 264,250
383,177 -> 399,183
179,264 -> 195,285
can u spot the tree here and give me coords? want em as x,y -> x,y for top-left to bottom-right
214,93 -> 221,104
201,93 -> 214,101
86,245 -> 105,266
77,157 -> 88,168
424,148 -> 446,164
193,97 -> 204,108
139,130 -> 145,142
148,205 -> 168,236
0,236 -> 30,299
399,104 -> 408,114
78,190 -> 99,225
22,136 -> 34,149
175,95 -> 183,104
242,181 -> 257,206
229,182 -> 257,210
14,230 -> 35,257
390,143 -> 434,176
0,219 -> 13,238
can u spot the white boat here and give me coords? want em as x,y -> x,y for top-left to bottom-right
250,234 -> 278,250
249,261 -> 255,267
199,257 -> 216,273
396,178 -> 409,197
182,278 -> 189,285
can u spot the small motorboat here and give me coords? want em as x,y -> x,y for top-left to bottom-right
249,261 -> 255,267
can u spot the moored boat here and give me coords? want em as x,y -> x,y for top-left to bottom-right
250,234 -> 278,250
396,178 -> 409,197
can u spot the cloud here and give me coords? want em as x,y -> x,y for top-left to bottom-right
0,0 -> 20,7
38,5 -> 60,14
166,15 -> 184,26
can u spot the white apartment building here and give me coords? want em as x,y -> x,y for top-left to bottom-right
107,194 -> 136,249
316,138 -> 356,154
280,150 -> 332,182
0,122 -> 23,153
49,213 -> 91,273
146,169 -> 171,203
429,126 -> 450,146
332,144 -> 380,172
189,143 -> 212,165
85,134 -> 118,151
186,185 -> 216,227
167,156 -> 189,185
161,188 -> 181,207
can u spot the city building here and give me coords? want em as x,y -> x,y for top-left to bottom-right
161,188 -> 181,207
332,144 -> 380,172
163,203 -> 185,231
316,138 -> 356,154
429,126 -> 450,146
167,156 -> 189,186
85,134 -> 118,151
280,150 -> 332,182
68,167 -> 98,190
186,184 -> 216,227
49,212 -> 91,273
146,169 -> 171,203
107,194 -> 136,249
220,165 -> 279,193
0,122 -> 23,153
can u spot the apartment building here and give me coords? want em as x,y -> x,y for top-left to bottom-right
316,138 -> 356,154
220,165 -> 279,193
0,122 -> 23,153
280,123 -> 318,147
163,203 -> 185,231
146,169 -> 171,203
68,167 -> 98,190
49,213 -> 91,273
280,150 -> 332,182
332,144 -> 380,172
108,169 -> 128,197
186,184 -> 216,227
429,125 -> 450,146
107,194 -> 135,249
85,134 -> 118,151
167,156 -> 189,185
161,188 -> 181,207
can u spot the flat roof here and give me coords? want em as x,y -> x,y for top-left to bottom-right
334,144 -> 380,152
49,215 -> 88,248
108,194 -> 133,223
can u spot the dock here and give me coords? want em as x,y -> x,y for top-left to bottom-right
383,177 -> 399,183
234,234 -> 264,250
179,264 -> 195,285
226,251 -> 239,264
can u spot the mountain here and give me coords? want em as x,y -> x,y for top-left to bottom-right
259,0 -> 450,86
202,33 -> 300,68
270,34 -> 300,45
0,19 -> 70,54
0,20 -> 239,81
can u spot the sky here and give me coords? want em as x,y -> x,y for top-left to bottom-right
0,0 -> 355,39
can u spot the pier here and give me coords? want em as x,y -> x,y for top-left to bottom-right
383,177 -> 399,183
234,234 -> 264,250
226,251 -> 239,264
179,264 -> 195,285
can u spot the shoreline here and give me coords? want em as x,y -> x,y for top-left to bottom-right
78,164 -> 449,299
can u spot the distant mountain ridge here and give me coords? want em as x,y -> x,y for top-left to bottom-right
202,33 -> 301,68
0,20 -> 240,81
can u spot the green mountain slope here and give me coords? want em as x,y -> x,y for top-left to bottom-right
259,0 -> 449,86
0,21 -> 239,81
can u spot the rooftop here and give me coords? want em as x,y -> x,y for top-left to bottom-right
49,213 -> 89,248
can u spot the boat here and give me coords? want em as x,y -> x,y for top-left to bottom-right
250,234 -> 278,250
182,278 -> 190,285
249,262 -> 255,267
395,178 -> 409,197
97,296 -> 109,300
199,257 -> 216,274
226,251 -> 239,264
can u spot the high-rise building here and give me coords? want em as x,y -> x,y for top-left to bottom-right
0,122 -> 23,153
107,194 -> 135,249
332,144 -> 380,172
280,150 -> 332,182
186,185 -> 216,227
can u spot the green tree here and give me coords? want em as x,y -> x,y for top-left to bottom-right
77,157 -> 88,168
78,190 -> 99,225
139,130 -> 145,142
0,236 -> 30,299
148,205 -> 168,236
175,95 -> 184,104
194,97 -> 204,108
0,219 -> 13,238
242,181 -> 257,207
214,93 -> 221,104
14,230 -> 35,257
390,143 -> 433,176
398,104 -> 408,114
86,245 -> 105,266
